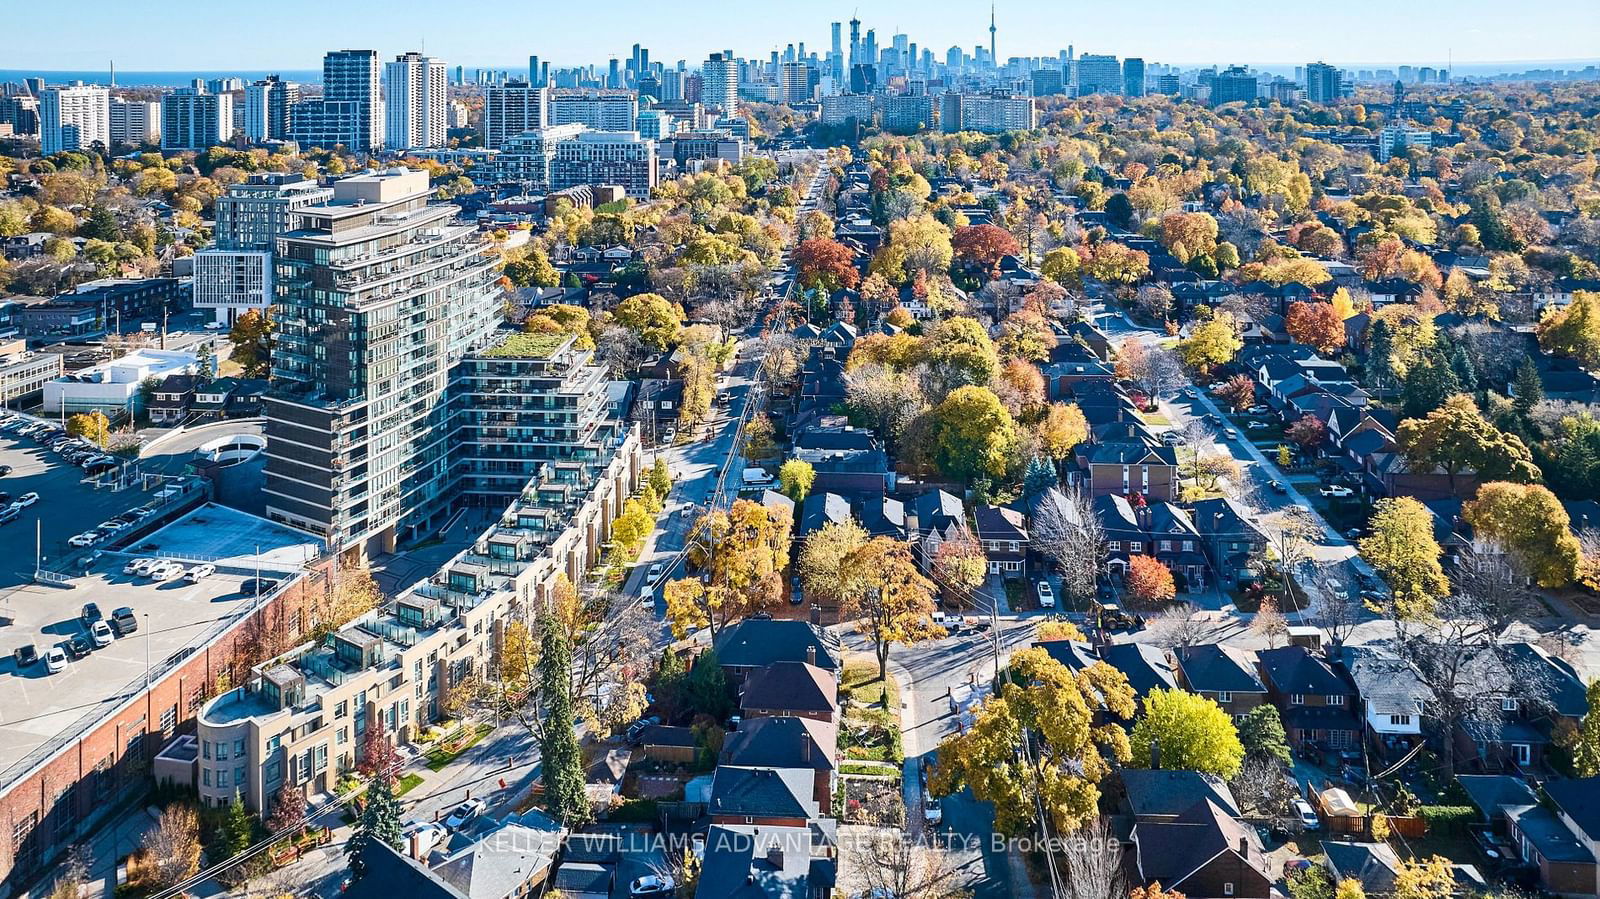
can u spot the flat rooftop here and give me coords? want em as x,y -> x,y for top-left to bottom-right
130,503 -> 321,572
0,556 -> 280,791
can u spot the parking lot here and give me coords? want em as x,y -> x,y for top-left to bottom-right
0,558 -> 262,778
0,426 -> 171,590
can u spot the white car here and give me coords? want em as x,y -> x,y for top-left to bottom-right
1246,420 -> 1271,430
149,562 -> 184,582
1324,581 -> 1350,602
1036,581 -> 1056,609
123,557 -> 155,575
1293,797 -> 1321,830
132,558 -> 162,576
204,322 -> 225,330
924,792 -> 944,826
444,798 -> 486,831
67,532 -> 100,548
89,620 -> 114,647
17,493 -> 38,507
185,563 -> 217,583
1320,485 -> 1354,498
44,646 -> 67,673
407,821 -> 447,857
630,874 -> 676,897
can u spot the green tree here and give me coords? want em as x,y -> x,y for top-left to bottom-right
537,601 -> 592,825
649,457 -> 672,497
504,244 -> 560,287
798,518 -> 870,608
1359,497 -> 1450,619
345,774 -> 403,882
1365,318 -> 1397,389
1513,356 -> 1544,416
927,386 -> 1018,482
931,648 -> 1134,835
220,795 -> 255,858
1574,680 -> 1600,777
1537,290 -> 1600,368
1237,704 -> 1292,765
1401,354 -> 1460,419
1130,687 -> 1245,779
923,316 -> 1000,391
777,459 -> 815,503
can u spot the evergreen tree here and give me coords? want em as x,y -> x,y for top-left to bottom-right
1401,354 -> 1460,419
537,603 -> 591,826
194,342 -> 215,384
685,650 -> 733,720
345,774 -> 404,882
1513,356 -> 1544,416
78,205 -> 122,242
1023,455 -> 1057,498
1237,704 -> 1293,765
1449,342 -> 1477,391
220,795 -> 255,857
1366,319 -> 1396,389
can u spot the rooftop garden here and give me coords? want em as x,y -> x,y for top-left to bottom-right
481,333 -> 570,359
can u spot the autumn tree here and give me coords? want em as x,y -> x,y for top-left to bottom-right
664,499 -> 792,637
777,459 -> 815,503
1359,497 -> 1449,619
1130,688 -> 1246,779
840,537 -> 942,679
227,308 -> 275,378
931,648 -> 1134,835
1126,555 -> 1177,608
313,555 -> 385,641
1036,401 -> 1089,462
1082,241 -> 1150,286
1463,481 -> 1583,588
872,214 -> 953,284
798,517 -> 869,607
346,772 -> 404,882
923,316 -> 1000,391
142,804 -> 202,888
995,308 -> 1056,362
1216,373 -> 1257,411
1393,856 -> 1455,899
1397,395 -> 1540,496
613,292 -> 683,352
1285,414 -> 1327,453
1041,246 -> 1082,286
930,531 -> 987,608
794,237 -> 861,292
356,714 -> 401,778
1536,290 -> 1600,368
1178,316 -> 1243,376
1285,301 -> 1347,354
995,357 -> 1047,417
265,780 -> 307,835
66,411 -> 110,448
926,386 -> 1018,482
952,223 -> 1021,274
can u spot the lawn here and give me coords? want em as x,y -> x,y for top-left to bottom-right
841,656 -> 900,710
425,722 -> 493,771
396,772 -> 424,796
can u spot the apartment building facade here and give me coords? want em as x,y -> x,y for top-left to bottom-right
384,52 -> 447,150
263,168 -> 502,551
290,49 -> 381,152
475,123 -> 588,189
242,76 -> 300,142
194,173 -> 333,326
160,88 -> 234,151
40,82 -> 109,155
549,130 -> 657,200
480,80 -> 549,150
550,89 -> 637,132
108,98 -> 159,145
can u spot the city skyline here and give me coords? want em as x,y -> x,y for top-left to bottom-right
10,0 -> 1600,72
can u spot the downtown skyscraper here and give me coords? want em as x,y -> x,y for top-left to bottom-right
384,51 -> 448,149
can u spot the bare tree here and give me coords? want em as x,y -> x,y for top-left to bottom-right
1266,506 -> 1320,609
1030,485 -> 1104,606
142,804 -> 202,888
849,829 -> 974,899
1146,603 -> 1213,650
1251,597 -> 1289,648
1059,817 -> 1125,899
1305,572 -> 1366,647
1230,754 -> 1299,820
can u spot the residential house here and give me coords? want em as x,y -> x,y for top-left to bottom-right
973,504 -> 1028,577
739,661 -> 839,722
1094,494 -> 1146,577
1174,645 -> 1267,718
1037,639 -> 1180,711
695,824 -> 827,899
722,716 -> 838,812
1335,645 -> 1432,761
1455,643 -> 1587,773
708,766 -> 820,827
712,619 -> 841,683
1129,799 -> 1275,899
146,373 -> 199,425
1257,646 -> 1360,752
550,863 -> 613,899
1146,502 -> 1209,592
1323,841 -> 1487,896
905,489 -> 969,571
1117,769 -> 1241,821
1188,498 -> 1268,588
430,810 -> 565,899
1529,777 -> 1600,895
1073,441 -> 1180,502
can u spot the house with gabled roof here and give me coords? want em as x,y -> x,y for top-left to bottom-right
1174,644 -> 1267,718
1335,644 -> 1432,761
722,716 -> 837,811
708,766 -> 820,827
1117,769 -> 1240,821
1129,799 -> 1274,899
739,661 -> 838,722
1072,441 -> 1179,502
973,504 -> 1029,576
713,619 -> 840,682
1257,646 -> 1361,752
1188,497 -> 1268,588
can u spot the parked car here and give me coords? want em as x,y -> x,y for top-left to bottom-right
923,792 -> 944,826
0,507 -> 17,526
123,558 -> 154,575
647,561 -> 664,581
1247,420 -> 1270,430
444,798 -> 486,831
1036,581 -> 1056,609
406,821 -> 447,857
1204,413 -> 1223,425
0,465 -> 11,476
89,620 -> 114,647
626,716 -> 662,745
1267,480 -> 1287,494
13,644 -> 38,666
44,646 -> 67,674
148,562 -> 183,582
81,602 -> 102,624
240,577 -> 279,595
630,875 -> 676,897
1320,485 -> 1354,498
1161,431 -> 1185,446
1248,405 -> 1270,415
184,563 -> 217,583
1223,428 -> 1238,440
17,492 -> 38,507
67,532 -> 101,548
63,636 -> 91,660
1292,798 -> 1321,831
110,608 -> 138,636
1323,581 -> 1350,602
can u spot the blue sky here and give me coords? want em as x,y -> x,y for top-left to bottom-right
10,0 -> 1599,71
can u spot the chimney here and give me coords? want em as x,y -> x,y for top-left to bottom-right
766,847 -> 785,868
806,645 -> 817,666
1238,836 -> 1249,856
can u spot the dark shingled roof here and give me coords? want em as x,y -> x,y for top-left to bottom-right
1120,769 -> 1240,819
722,716 -> 837,772
1174,644 -> 1266,695
713,619 -> 840,672
739,661 -> 838,715
708,766 -> 819,819
1258,646 -> 1354,697
1544,777 -> 1600,842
